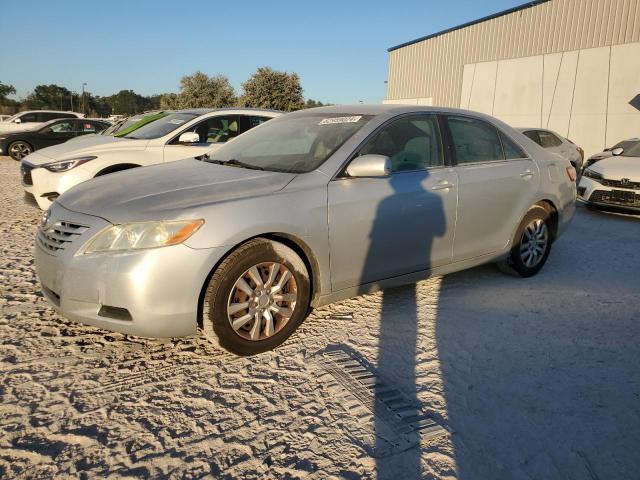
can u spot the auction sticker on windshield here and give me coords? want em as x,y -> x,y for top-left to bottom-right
318,116 -> 362,125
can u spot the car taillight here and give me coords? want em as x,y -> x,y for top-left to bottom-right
566,166 -> 577,182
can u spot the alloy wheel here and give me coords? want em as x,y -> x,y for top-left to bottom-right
519,219 -> 548,268
9,142 -> 32,160
227,262 -> 298,341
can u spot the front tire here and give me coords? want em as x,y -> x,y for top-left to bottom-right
498,205 -> 552,277
202,238 -> 310,356
8,141 -> 32,161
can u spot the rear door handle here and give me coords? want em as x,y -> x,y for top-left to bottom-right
520,169 -> 534,178
431,182 -> 456,191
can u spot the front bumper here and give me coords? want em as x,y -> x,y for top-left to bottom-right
578,176 -> 640,212
22,154 -> 94,210
35,203 -> 226,338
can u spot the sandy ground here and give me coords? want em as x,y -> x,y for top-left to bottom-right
1,156 -> 639,479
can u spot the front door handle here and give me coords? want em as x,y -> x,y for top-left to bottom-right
520,169 -> 534,178
431,182 -> 456,191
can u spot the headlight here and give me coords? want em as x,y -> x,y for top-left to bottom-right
43,156 -> 97,172
80,219 -> 204,254
583,168 -> 603,182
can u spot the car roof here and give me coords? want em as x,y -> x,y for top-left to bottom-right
285,104 -> 510,121
171,107 -> 284,116
19,110 -> 81,115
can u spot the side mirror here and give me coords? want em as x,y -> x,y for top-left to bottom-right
178,132 -> 200,144
611,147 -> 624,156
345,154 -> 392,178
14,118 -> 21,124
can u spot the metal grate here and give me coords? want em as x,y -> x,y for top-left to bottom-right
317,346 -> 447,457
37,220 -> 89,254
600,178 -> 640,190
590,189 -> 640,208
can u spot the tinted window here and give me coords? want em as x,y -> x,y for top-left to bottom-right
49,121 -> 74,133
19,113 -> 38,123
522,130 -> 541,146
446,116 -> 503,164
39,112 -> 70,122
173,115 -> 240,144
359,115 -> 443,172
499,131 -> 528,159
538,130 -> 563,148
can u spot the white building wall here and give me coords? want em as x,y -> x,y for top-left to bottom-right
459,42 -> 640,157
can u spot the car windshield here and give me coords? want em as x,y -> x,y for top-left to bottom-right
121,113 -> 197,139
205,113 -> 373,173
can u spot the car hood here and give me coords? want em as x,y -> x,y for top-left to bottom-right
57,159 -> 297,223
0,123 -> 40,133
588,151 -> 613,161
29,135 -> 147,162
589,156 -> 640,181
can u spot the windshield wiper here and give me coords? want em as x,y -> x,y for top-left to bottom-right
202,156 -> 264,171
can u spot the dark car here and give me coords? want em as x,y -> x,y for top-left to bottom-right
0,118 -> 109,160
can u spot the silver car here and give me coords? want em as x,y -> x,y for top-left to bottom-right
35,105 -> 576,355
518,128 -> 584,173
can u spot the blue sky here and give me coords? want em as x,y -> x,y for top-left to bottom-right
1,0 -> 527,104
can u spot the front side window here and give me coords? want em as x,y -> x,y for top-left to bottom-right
538,130 -> 563,148
122,113 -> 197,139
173,115 -> 240,144
19,113 -> 38,123
619,140 -> 640,157
206,113 -> 372,173
48,121 -> 74,133
358,115 -> 443,172
446,116 -> 504,164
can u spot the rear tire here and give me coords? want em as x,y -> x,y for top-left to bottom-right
498,205 -> 552,277
202,238 -> 310,356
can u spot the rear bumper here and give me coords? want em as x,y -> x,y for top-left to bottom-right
35,203 -> 226,338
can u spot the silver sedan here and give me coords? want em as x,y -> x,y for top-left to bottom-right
35,105 -> 576,355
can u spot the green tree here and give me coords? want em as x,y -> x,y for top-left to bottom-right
175,71 -> 236,108
104,90 -> 148,115
159,92 -> 181,110
23,84 -> 76,110
0,82 -> 16,103
304,99 -> 326,109
240,67 -> 304,111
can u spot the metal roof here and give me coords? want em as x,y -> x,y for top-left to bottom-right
387,0 -> 551,52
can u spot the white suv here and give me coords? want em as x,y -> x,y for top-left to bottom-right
21,108 -> 282,209
0,110 -> 83,133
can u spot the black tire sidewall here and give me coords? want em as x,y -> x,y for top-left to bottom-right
206,240 -> 310,356
508,206 -> 552,277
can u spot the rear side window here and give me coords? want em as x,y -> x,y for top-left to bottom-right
359,114 -> 444,172
499,131 -> 528,159
446,116 -> 503,164
538,130 -> 563,148
522,130 -> 542,146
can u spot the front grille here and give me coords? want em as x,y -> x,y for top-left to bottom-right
37,220 -> 89,253
590,189 -> 640,207
21,163 -> 34,185
600,178 -> 640,190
